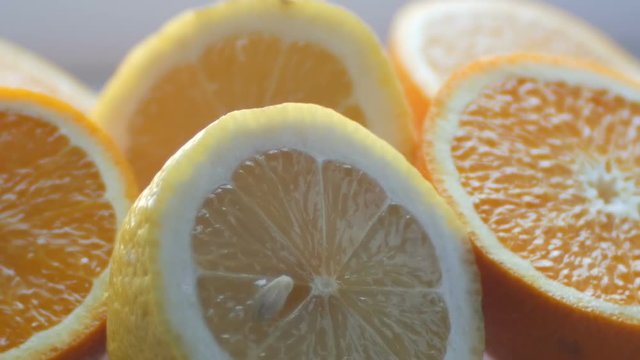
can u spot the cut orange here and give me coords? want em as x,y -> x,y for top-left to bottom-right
94,0 -> 415,189
107,103 -> 483,359
389,0 -> 640,129
0,89 -> 135,359
0,38 -> 95,113
422,54 -> 640,359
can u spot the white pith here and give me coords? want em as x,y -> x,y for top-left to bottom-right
578,159 -> 640,220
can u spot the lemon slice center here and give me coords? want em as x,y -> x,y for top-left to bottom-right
311,276 -> 338,296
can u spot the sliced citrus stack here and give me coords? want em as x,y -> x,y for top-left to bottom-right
389,0 -> 640,128
94,0 -> 415,189
0,89 -> 135,359
0,38 -> 95,113
107,103 -> 483,359
422,54 -> 640,359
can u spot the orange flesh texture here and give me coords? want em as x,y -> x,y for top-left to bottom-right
477,242 -> 640,360
191,149 -> 450,358
451,76 -> 640,305
127,34 -> 367,188
0,111 -> 115,351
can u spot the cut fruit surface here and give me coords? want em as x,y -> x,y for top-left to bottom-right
422,54 -> 640,359
0,38 -> 95,113
0,89 -> 135,359
107,103 -> 483,359
389,0 -> 640,128
94,0 -> 415,189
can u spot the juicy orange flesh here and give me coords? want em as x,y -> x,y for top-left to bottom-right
191,149 -> 449,358
127,33 -> 366,188
420,9 -> 616,84
452,77 -> 640,305
0,111 -> 115,350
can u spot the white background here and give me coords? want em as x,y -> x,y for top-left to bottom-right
1,0 -> 638,88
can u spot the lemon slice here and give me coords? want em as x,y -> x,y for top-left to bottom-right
94,0 -> 415,188
107,103 -> 482,359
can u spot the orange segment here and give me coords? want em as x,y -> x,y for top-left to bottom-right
0,89 -> 135,358
453,77 -> 640,305
422,54 -> 640,359
95,0 -> 414,189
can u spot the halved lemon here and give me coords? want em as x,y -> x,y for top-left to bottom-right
107,103 -> 483,359
94,0 -> 415,189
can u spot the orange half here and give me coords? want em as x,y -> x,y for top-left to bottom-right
389,0 -> 640,130
0,89 -> 135,359
422,54 -> 640,359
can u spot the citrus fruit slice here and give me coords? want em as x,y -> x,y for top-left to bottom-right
0,89 -> 135,359
0,38 -> 95,113
422,54 -> 640,359
107,103 -> 483,359
94,0 -> 415,189
389,0 -> 640,128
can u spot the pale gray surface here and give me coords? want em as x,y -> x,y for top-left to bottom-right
0,0 -> 638,88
